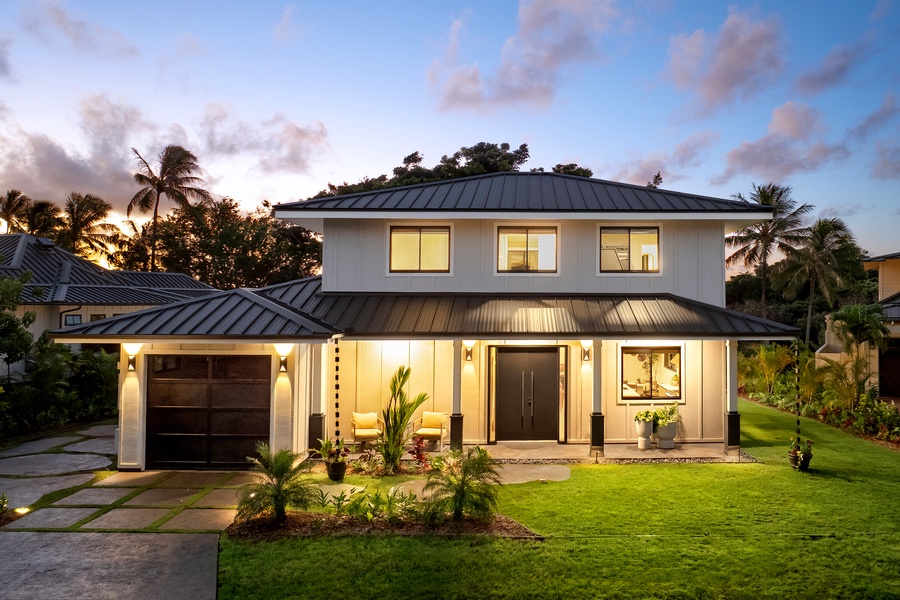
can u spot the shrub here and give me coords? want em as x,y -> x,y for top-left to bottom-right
378,366 -> 428,475
237,442 -> 316,524
424,446 -> 501,523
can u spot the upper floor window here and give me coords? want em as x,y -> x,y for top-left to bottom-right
600,227 -> 659,272
64,314 -> 82,326
498,227 -> 557,272
389,226 -> 450,272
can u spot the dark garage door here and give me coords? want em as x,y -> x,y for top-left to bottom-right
146,355 -> 271,470
880,339 -> 900,399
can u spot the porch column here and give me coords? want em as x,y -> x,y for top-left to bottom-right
450,339 -> 463,450
590,339 -> 604,455
725,339 -> 740,451
307,342 -> 326,448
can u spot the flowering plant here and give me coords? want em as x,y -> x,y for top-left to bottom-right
635,410 -> 656,423
789,437 -> 813,459
316,438 -> 350,464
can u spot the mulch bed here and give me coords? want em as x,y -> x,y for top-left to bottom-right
225,512 -> 543,542
0,512 -> 22,528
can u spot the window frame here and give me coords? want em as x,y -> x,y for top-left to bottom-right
598,225 -> 661,274
387,224 -> 452,274
496,225 -> 559,274
64,314 -> 83,326
618,344 -> 683,403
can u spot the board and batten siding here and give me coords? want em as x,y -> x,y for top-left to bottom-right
322,219 -> 726,306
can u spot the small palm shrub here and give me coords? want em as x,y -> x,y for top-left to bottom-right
424,446 -> 501,523
237,442 -> 315,524
378,366 -> 428,474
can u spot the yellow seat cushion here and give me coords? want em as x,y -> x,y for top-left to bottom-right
415,427 -> 444,438
354,428 -> 380,440
421,411 -> 447,428
353,412 -> 378,428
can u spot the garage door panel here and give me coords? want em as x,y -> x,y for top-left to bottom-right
147,382 -> 209,407
212,356 -> 271,380
147,434 -> 207,464
147,409 -> 208,434
151,355 -> 210,379
210,411 -> 269,435
210,437 -> 262,464
209,383 -> 270,408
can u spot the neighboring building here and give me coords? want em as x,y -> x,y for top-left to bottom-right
54,172 -> 798,470
817,252 -> 900,399
1,233 -> 216,371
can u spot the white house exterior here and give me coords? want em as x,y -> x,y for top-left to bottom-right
53,173 -> 798,470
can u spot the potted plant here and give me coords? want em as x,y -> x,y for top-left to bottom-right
788,437 -> 813,471
654,401 -> 680,449
635,410 -> 656,450
316,438 -> 350,482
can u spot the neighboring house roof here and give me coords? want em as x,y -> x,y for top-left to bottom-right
274,172 -> 773,231
1,234 -> 215,305
53,288 -> 338,340
53,276 -> 797,341
881,291 -> 900,320
863,251 -> 900,263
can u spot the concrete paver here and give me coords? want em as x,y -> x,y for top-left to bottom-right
0,453 -> 111,476
76,424 -> 117,437
194,488 -> 242,507
222,472 -> 260,486
92,470 -> 168,486
81,508 -> 170,529
0,474 -> 94,508
0,436 -> 82,458
53,487 -> 134,506
0,532 -> 218,600
159,508 -> 237,531
157,471 -> 233,488
124,488 -> 200,507
63,437 -> 116,455
4,507 -> 97,529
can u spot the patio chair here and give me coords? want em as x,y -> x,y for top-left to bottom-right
412,411 -> 449,451
352,412 -> 382,446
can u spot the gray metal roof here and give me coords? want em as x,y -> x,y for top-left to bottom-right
864,251 -> 900,263
257,277 -> 798,339
1,234 -> 215,305
276,172 -> 771,215
53,288 -> 339,339
881,292 -> 900,320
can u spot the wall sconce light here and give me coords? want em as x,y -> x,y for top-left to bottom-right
463,340 -> 476,361
123,343 -> 142,372
580,340 -> 593,362
274,343 -> 293,372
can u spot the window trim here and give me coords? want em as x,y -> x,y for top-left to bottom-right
618,344 -> 683,404
64,314 -> 83,326
496,224 -> 559,274
387,224 -> 452,274
597,225 -> 661,275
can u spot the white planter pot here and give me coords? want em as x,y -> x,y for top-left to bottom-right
635,420 -> 654,450
656,422 -> 677,449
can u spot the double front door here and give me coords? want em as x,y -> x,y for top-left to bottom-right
494,347 -> 563,441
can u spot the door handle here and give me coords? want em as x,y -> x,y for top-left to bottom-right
530,372 -> 535,419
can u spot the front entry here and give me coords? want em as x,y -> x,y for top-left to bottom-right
880,339 -> 900,398
494,347 -> 562,441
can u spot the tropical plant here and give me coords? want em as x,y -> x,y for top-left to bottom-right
751,343 -> 795,396
634,410 -> 656,423
725,183 -> 812,319
316,438 -> 350,464
378,366 -> 429,475
654,401 -> 680,427
236,442 -> 315,524
829,304 -> 889,410
424,446 -> 501,523
21,200 -> 64,238
0,189 -> 31,233
789,437 -> 814,459
128,145 -> 212,271
0,270 -> 37,384
107,220 -> 152,271
773,217 -> 864,345
55,192 -> 118,258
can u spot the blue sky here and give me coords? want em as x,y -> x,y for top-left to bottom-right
1,1 -> 898,256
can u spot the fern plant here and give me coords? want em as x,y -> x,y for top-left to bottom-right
237,442 -> 316,524
424,446 -> 501,523
378,366 -> 429,474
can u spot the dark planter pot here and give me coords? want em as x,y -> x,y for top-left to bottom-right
326,461 -> 347,482
788,451 -> 799,469
798,455 -> 811,472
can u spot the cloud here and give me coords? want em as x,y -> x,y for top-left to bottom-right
870,0 -> 892,21
23,0 -> 138,58
609,132 -> 718,185
274,4 -> 299,41
0,38 -> 12,80
847,92 -> 898,143
797,44 -> 869,94
196,104 -> 328,174
667,8 -> 785,113
872,141 -> 900,180
429,0 -> 618,112
713,102 -> 849,184
818,204 -> 868,219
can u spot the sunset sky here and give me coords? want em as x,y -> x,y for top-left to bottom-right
1,1 -> 898,256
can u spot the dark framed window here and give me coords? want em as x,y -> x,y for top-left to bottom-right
498,227 -> 557,272
64,314 -> 82,326
390,226 -> 450,272
600,227 -> 659,272
90,314 -> 106,322
621,346 -> 681,400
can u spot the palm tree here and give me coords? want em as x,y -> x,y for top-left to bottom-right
830,303 -> 890,409
774,217 -> 863,345
107,219 -> 152,271
21,200 -> 64,238
424,446 -> 502,522
56,192 -> 118,258
128,145 -> 211,271
236,442 -> 315,524
0,189 -> 31,233
725,183 -> 812,319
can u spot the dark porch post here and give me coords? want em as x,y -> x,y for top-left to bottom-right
450,339 -> 463,450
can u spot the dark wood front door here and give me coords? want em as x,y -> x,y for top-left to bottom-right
880,340 -> 900,398
146,355 -> 271,470
495,348 -> 560,441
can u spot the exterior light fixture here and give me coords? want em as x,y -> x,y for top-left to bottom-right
463,340 -> 476,361
274,344 -> 293,372
123,343 -> 142,372
580,340 -> 593,362
15,507 -> 30,515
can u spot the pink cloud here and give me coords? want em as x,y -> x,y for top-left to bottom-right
609,132 -> 718,185
797,43 -> 868,94
23,0 -> 137,58
872,141 -> 900,180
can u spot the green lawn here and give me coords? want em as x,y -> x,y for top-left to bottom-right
218,400 -> 900,599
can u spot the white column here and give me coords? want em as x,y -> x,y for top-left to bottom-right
592,339 -> 602,413
452,339 -> 462,414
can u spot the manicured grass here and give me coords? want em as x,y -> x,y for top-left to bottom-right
218,400 -> 900,599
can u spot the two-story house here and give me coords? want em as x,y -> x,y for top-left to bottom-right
54,172 -> 798,470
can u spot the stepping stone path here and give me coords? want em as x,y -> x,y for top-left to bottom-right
0,437 -> 82,458
0,453 -> 111,476
0,474 -> 95,509
64,438 -> 116,455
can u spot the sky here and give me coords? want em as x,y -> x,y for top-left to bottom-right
0,0 -> 898,258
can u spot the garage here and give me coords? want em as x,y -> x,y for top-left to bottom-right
880,339 -> 900,399
146,355 -> 272,469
